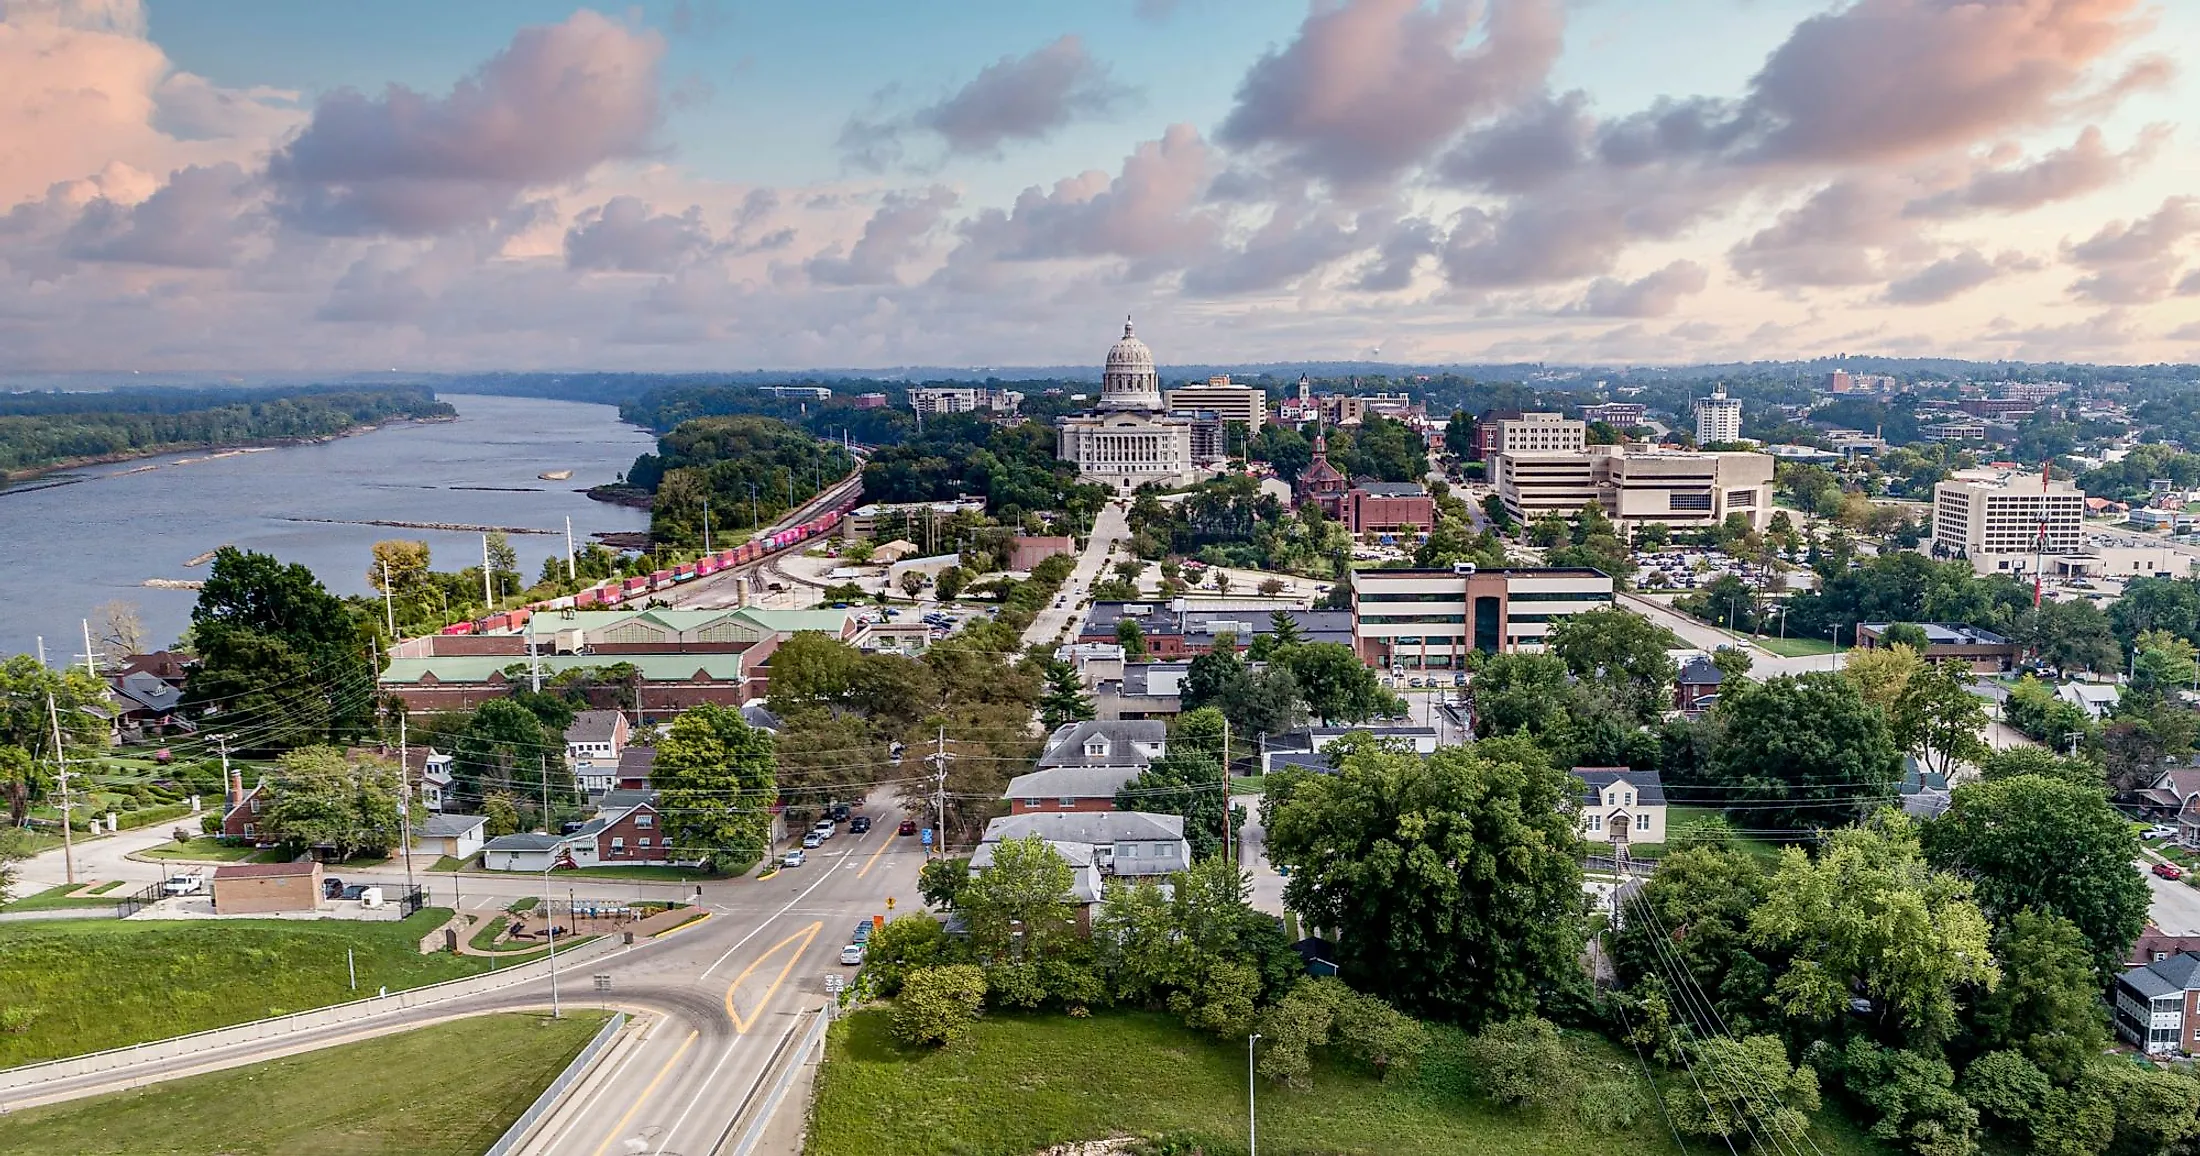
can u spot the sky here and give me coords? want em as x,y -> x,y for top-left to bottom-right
1,0 -> 2197,374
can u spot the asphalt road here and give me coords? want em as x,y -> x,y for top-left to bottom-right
1021,500 -> 1130,649
9,793 -> 927,1156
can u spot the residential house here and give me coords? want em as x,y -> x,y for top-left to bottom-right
1094,660 -> 1194,722
1675,655 -> 1723,714
564,710 -> 631,794
1258,726 -> 1439,773
1574,767 -> 1667,845
1004,766 -> 1140,815
2057,681 -> 2121,721
218,770 -> 268,841
968,839 -> 1106,917
615,746 -> 655,791
2132,924 -> 2200,968
410,813 -> 488,861
109,670 -> 190,739
2115,952 -> 2200,1054
400,747 -> 455,812
1037,720 -> 1166,774
480,790 -> 669,871
2132,765 -> 2200,827
977,811 -> 1191,877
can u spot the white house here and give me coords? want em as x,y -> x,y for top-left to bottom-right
418,752 -> 454,812
564,711 -> 631,794
1574,767 -> 1667,845
2057,681 -> 2121,721
977,811 -> 1190,877
410,813 -> 487,861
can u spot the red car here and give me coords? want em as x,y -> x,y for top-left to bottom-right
898,819 -> 919,837
2155,862 -> 2184,880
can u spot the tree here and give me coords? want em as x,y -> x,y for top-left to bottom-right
2130,629 -> 2199,702
91,599 -> 147,656
254,747 -> 404,859
1878,622 -> 1932,651
2017,597 -> 2120,674
482,793 -> 520,838
1960,1050 -> 2052,1139
1663,1034 -> 1822,1148
1972,911 -> 2110,1083
934,566 -> 967,601
1278,642 -> 1399,725
653,703 -> 777,868
367,539 -> 431,597
484,532 -> 519,598
1258,577 -> 1285,596
1171,707 -> 1230,762
451,699 -> 554,812
957,835 -> 1078,961
1976,746 -> 2102,788
1834,1040 -> 1978,1156
0,656 -> 105,814
1466,1016 -> 1577,1109
1750,815 -> 1996,1047
186,547 -> 372,741
1255,977 -> 1427,1089
1899,660 -> 1988,778
1266,609 -> 1305,649
1037,659 -> 1095,730
1115,618 -> 1148,659
1546,607 -> 1678,721
1845,643 -> 1923,719
1469,651 -> 1573,738
1613,845 -> 1777,1035
1181,646 -> 1247,712
1264,734 -> 1585,1026
1920,774 -> 2148,974
918,857 -> 970,909
1710,673 -> 1902,833
864,914 -> 953,996
1217,665 -> 1305,739
0,745 -> 50,827
894,964 -> 988,1048
1481,493 -> 1515,532
1117,751 -> 1234,861
899,570 -> 925,598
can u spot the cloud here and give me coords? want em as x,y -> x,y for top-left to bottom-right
64,161 -> 257,267
943,125 -> 1217,285
806,186 -> 957,286
565,196 -> 711,272
316,252 -> 433,323
1181,201 -> 1383,296
1438,89 -> 1593,194
266,11 -> 663,236
2179,270 -> 2200,297
2063,196 -> 2200,303
1906,125 -> 2165,217
840,36 -> 1128,169
1217,0 -> 1564,185
1565,260 -> 1709,317
1881,248 -> 2038,304
1731,177 -> 1920,288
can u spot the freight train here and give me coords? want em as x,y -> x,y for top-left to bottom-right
434,493 -> 859,636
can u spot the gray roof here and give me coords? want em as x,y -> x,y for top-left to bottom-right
1121,660 -> 1194,697
742,702 -> 783,731
565,710 -> 624,744
618,746 -> 656,777
1036,720 -> 1166,769
1862,622 -> 2011,646
1267,751 -> 1337,774
115,670 -> 183,714
1005,765 -> 1140,801
2124,952 -> 2200,999
415,813 -> 486,838
1354,482 -> 1428,497
595,789 -> 659,814
482,832 -> 566,851
1574,767 -> 1666,806
1677,656 -> 1723,686
982,810 -> 1186,845
1269,725 -> 1435,753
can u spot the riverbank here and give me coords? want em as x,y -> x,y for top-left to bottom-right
0,414 -> 459,490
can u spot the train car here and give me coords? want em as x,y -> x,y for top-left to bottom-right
695,557 -> 719,577
439,622 -> 475,636
652,569 -> 674,588
481,613 -> 511,633
718,548 -> 739,566
623,575 -> 651,595
574,587 -> 602,608
508,608 -> 532,629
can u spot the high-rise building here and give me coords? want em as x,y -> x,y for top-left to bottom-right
1931,471 -> 2085,574
1488,412 -> 1586,454
1493,444 -> 1774,531
1580,402 -> 1647,429
1695,385 -> 1742,445
1163,376 -> 1268,429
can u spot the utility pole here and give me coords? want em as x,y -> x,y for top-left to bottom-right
398,714 -> 416,902
703,498 -> 713,554
564,517 -> 577,580
539,753 -> 551,835
48,693 -> 75,885
381,559 -> 397,636
929,725 -> 950,856
80,618 -> 100,676
543,862 -> 561,1019
528,615 -> 540,694
1223,720 -> 1234,871
481,534 -> 494,610
35,636 -> 45,668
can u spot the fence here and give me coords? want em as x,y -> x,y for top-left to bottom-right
112,879 -> 166,919
0,932 -> 625,1100
1584,854 -> 1655,878
481,1011 -> 626,1156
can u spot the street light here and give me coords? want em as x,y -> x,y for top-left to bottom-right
1248,1032 -> 1261,1156
543,862 -> 561,1019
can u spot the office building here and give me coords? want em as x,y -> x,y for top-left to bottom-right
1349,566 -> 1615,669
1580,402 -> 1647,429
1694,385 -> 1741,444
1931,471 -> 2085,573
758,386 -> 832,401
1493,444 -> 1774,531
1344,483 -> 1436,540
1488,412 -> 1586,455
909,386 -> 1023,416
1164,376 -> 1268,429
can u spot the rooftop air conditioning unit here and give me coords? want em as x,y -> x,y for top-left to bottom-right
1452,563 -> 1477,576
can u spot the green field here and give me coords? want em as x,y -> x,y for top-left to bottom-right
0,1012 -> 608,1156
807,1009 -> 1890,1156
0,884 -> 130,913
1658,805 -> 1790,865
1750,635 -> 1843,658
0,909 -> 517,1066
135,837 -> 279,862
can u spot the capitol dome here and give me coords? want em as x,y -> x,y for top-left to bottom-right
1097,316 -> 1164,412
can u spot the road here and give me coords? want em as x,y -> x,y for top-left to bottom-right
9,792 -> 929,1156
1617,591 -> 1845,676
1022,500 -> 1131,648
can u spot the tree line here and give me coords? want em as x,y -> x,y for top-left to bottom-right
0,386 -> 454,476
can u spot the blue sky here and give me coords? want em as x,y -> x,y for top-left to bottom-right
4,0 -> 2197,371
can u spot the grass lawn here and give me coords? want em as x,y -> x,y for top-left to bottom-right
0,884 -> 132,913
1751,635 -> 1843,658
809,1009 -> 1892,1156
0,1011 -> 608,1156
543,862 -> 744,881
1656,806 -> 1790,866
136,837 -> 278,863
0,908 -> 516,1067
88,879 -> 128,895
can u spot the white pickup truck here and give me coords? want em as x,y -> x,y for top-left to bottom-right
160,874 -> 205,896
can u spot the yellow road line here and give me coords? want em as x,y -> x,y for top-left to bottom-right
590,1028 -> 698,1156
651,911 -> 712,939
723,922 -> 821,1034
857,830 -> 895,879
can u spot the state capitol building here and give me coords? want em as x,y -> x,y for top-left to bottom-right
1056,318 -> 1218,493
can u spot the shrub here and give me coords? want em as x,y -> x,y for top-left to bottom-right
1960,1050 -> 2049,1135
894,965 -> 988,1048
1579,1074 -> 1646,1133
1466,1016 -> 1576,1110
864,915 -> 953,997
1667,1035 -> 1822,1149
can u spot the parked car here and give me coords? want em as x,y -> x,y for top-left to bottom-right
161,874 -> 204,897
812,820 -> 835,840
782,849 -> 806,867
339,884 -> 369,900
853,921 -> 871,943
320,876 -> 344,899
850,816 -> 873,834
828,803 -> 852,821
839,943 -> 866,966
898,819 -> 919,836
802,832 -> 822,849
2145,824 -> 2179,841
2155,862 -> 2184,880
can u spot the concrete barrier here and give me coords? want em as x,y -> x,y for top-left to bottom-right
0,934 -> 624,1097
483,1011 -> 626,1156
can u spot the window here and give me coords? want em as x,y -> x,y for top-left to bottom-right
1624,792 -> 1634,806
1059,796 -> 1076,806
1640,812 -> 1652,830
242,823 -> 254,836
638,837 -> 651,847
1023,798 -> 1041,807
611,837 -> 625,851
1606,791 -> 1617,806
1121,842 -> 1141,858
635,814 -> 653,828
1589,814 -> 1602,832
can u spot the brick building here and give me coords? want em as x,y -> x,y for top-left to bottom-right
212,861 -> 323,914
1344,483 -> 1436,540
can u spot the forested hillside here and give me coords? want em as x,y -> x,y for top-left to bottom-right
0,386 -> 455,476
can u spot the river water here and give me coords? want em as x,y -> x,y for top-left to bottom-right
0,394 -> 657,658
